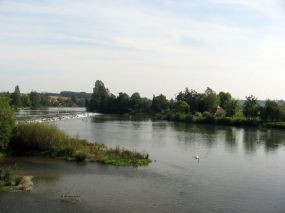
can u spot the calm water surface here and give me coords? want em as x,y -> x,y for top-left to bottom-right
1,113 -> 285,213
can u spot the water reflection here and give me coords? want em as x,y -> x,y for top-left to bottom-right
262,129 -> 285,152
170,123 -> 221,148
224,128 -> 238,151
242,128 -> 260,153
92,114 -> 151,123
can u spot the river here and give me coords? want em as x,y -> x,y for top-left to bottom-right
1,110 -> 285,213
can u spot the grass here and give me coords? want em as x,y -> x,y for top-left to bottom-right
10,123 -> 150,166
159,111 -> 261,127
0,167 -> 23,192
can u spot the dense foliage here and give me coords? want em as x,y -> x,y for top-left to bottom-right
87,80 -> 285,125
87,80 -> 152,114
0,167 -> 22,191
1,86 -> 90,109
0,95 -> 15,151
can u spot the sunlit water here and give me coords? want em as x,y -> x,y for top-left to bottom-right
1,111 -> 285,213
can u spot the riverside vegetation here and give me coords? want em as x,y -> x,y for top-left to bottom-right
0,94 -> 150,192
87,80 -> 285,128
1,85 -> 90,109
11,122 -> 150,166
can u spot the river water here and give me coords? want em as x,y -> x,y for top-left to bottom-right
1,111 -> 285,213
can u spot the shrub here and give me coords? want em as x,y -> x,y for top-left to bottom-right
74,151 -> 88,162
202,112 -> 216,123
10,123 -> 150,166
0,95 -> 15,151
0,167 -> 22,187
11,123 -> 68,153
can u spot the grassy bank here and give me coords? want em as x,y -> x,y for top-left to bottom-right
10,123 -> 150,166
158,112 -> 261,127
0,167 -> 23,192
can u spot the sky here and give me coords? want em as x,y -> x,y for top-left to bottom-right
0,0 -> 285,99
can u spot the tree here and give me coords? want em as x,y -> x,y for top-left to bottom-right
88,80 -> 110,112
200,88 -> 219,113
260,100 -> 282,121
243,95 -> 259,119
116,92 -> 131,114
173,100 -> 190,113
21,94 -> 31,108
0,95 -> 15,150
177,88 -> 200,113
152,94 -> 169,113
218,92 -> 232,109
11,85 -> 22,108
140,98 -> 152,113
30,91 -> 41,109
224,99 -> 239,117
130,92 -> 142,112
218,92 -> 239,117
40,93 -> 50,107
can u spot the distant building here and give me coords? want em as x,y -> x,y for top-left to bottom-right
215,106 -> 226,117
49,96 -> 69,105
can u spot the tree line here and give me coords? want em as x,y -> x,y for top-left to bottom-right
87,80 -> 285,122
1,86 -> 89,109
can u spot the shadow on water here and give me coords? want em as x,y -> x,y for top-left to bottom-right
92,114 -> 151,123
262,129 -> 285,152
224,127 -> 238,151
169,122 -> 222,148
242,128 -> 285,153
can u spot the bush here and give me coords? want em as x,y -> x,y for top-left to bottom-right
11,123 -> 68,153
10,123 -> 150,166
202,112 -> 216,123
0,167 -> 22,187
74,151 -> 88,162
0,95 -> 15,151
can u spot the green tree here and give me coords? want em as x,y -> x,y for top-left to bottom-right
88,80 -> 110,112
130,92 -> 142,112
30,91 -> 41,109
0,95 -> 15,150
218,92 -> 232,109
11,85 -> 22,108
260,100 -> 282,121
152,94 -> 169,113
177,88 -> 200,113
218,92 -> 239,117
40,93 -> 50,107
116,92 -> 131,113
243,95 -> 259,119
173,100 -> 190,113
140,98 -> 152,113
200,88 -> 219,112
224,99 -> 239,117
21,94 -> 31,108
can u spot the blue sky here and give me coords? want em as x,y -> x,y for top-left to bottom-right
1,0 -> 285,99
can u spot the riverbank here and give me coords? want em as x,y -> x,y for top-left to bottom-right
0,167 -> 33,192
155,112 -> 285,129
0,122 -> 150,192
10,122 -> 150,167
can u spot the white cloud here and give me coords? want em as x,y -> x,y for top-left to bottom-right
0,0 -> 285,99
210,0 -> 285,19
